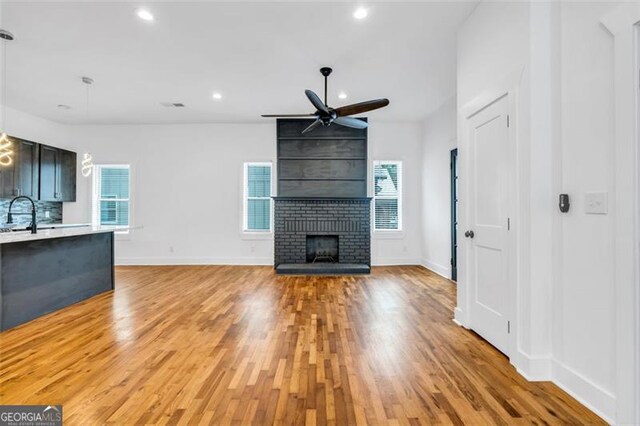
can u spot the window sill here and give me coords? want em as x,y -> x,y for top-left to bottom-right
241,231 -> 274,241
373,230 -> 405,240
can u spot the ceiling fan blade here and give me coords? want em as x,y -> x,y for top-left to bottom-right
301,119 -> 322,134
335,98 -> 390,117
261,114 -> 316,117
305,90 -> 329,113
333,116 -> 368,130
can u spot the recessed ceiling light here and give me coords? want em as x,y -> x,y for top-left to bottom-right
338,92 -> 348,100
136,9 -> 154,22
212,92 -> 223,100
353,7 -> 368,20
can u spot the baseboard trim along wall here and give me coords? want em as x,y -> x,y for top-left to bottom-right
116,257 -> 423,267
514,351 -> 552,381
115,257 -> 274,266
421,259 -> 451,279
372,257 -> 422,266
452,312 -> 615,423
551,360 -> 616,424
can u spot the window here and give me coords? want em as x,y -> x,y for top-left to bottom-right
244,162 -> 272,232
93,165 -> 130,227
373,160 -> 402,231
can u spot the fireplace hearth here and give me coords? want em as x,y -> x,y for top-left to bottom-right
274,198 -> 371,274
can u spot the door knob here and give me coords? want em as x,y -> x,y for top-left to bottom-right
464,230 -> 475,238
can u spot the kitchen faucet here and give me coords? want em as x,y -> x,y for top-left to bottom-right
7,196 -> 37,234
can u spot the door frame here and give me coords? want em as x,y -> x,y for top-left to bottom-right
456,66 -> 523,361
450,148 -> 458,282
600,7 -> 640,423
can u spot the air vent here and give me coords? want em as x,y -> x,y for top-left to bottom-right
160,102 -> 185,108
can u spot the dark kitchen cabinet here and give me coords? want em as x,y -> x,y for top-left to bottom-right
39,144 -> 76,202
0,137 -> 40,199
15,138 -> 40,198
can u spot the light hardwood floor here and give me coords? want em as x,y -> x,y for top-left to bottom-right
0,266 -> 603,425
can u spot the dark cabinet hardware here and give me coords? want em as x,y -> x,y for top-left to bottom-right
464,230 -> 475,238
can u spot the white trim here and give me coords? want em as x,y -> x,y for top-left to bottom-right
370,257 -> 421,266
420,259 -> 451,279
514,351 -> 552,382
92,164 -> 132,234
552,360 -> 616,425
453,307 -> 468,328
115,256 -> 273,266
116,257 -> 424,267
372,230 -> 405,240
242,161 -> 273,233
600,5 -> 640,424
372,160 -> 403,232
240,232 -> 273,241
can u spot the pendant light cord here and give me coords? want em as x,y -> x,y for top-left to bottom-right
1,37 -> 7,131
86,79 -> 89,118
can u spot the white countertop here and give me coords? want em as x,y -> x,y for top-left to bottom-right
0,225 -> 140,244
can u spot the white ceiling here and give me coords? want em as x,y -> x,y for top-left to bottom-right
1,1 -> 477,125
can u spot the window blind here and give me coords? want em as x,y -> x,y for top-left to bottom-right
373,161 -> 402,231
245,163 -> 272,231
94,165 -> 130,227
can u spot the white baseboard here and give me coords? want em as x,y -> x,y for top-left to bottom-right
514,351 -> 552,381
551,359 -> 615,424
115,257 -> 273,266
372,257 -> 422,266
453,307 -> 468,328
118,257 -> 423,267
420,258 -> 451,279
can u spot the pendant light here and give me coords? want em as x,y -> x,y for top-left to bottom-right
81,76 -> 94,177
0,29 -> 15,167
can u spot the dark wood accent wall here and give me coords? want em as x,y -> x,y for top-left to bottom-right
276,119 -> 367,198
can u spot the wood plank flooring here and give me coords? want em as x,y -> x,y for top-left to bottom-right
0,266 -> 604,425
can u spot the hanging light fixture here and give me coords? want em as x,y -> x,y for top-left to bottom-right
81,76 -> 94,177
0,29 -> 15,167
81,152 -> 93,177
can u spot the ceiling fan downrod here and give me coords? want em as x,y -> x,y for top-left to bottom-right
320,67 -> 332,107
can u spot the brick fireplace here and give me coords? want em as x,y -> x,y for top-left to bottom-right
273,119 -> 371,274
274,198 -> 371,272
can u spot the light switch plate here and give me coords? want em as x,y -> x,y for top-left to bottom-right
585,192 -> 608,214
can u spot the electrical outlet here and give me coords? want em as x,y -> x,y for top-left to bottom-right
44,210 -> 50,218
169,246 -> 174,253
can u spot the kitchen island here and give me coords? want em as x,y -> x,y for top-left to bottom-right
0,226 -> 131,331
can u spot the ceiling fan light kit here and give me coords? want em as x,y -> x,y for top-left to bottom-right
262,67 -> 389,134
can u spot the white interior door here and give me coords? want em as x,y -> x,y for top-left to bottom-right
466,95 -> 510,355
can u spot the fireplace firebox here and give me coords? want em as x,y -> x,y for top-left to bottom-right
306,235 -> 339,263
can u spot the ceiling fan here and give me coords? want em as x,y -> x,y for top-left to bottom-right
261,67 -> 390,134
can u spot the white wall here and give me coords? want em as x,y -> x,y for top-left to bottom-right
370,121 -> 424,265
420,97 -> 456,278
555,0 -> 617,415
455,1 -> 624,422
5,108 -> 424,266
